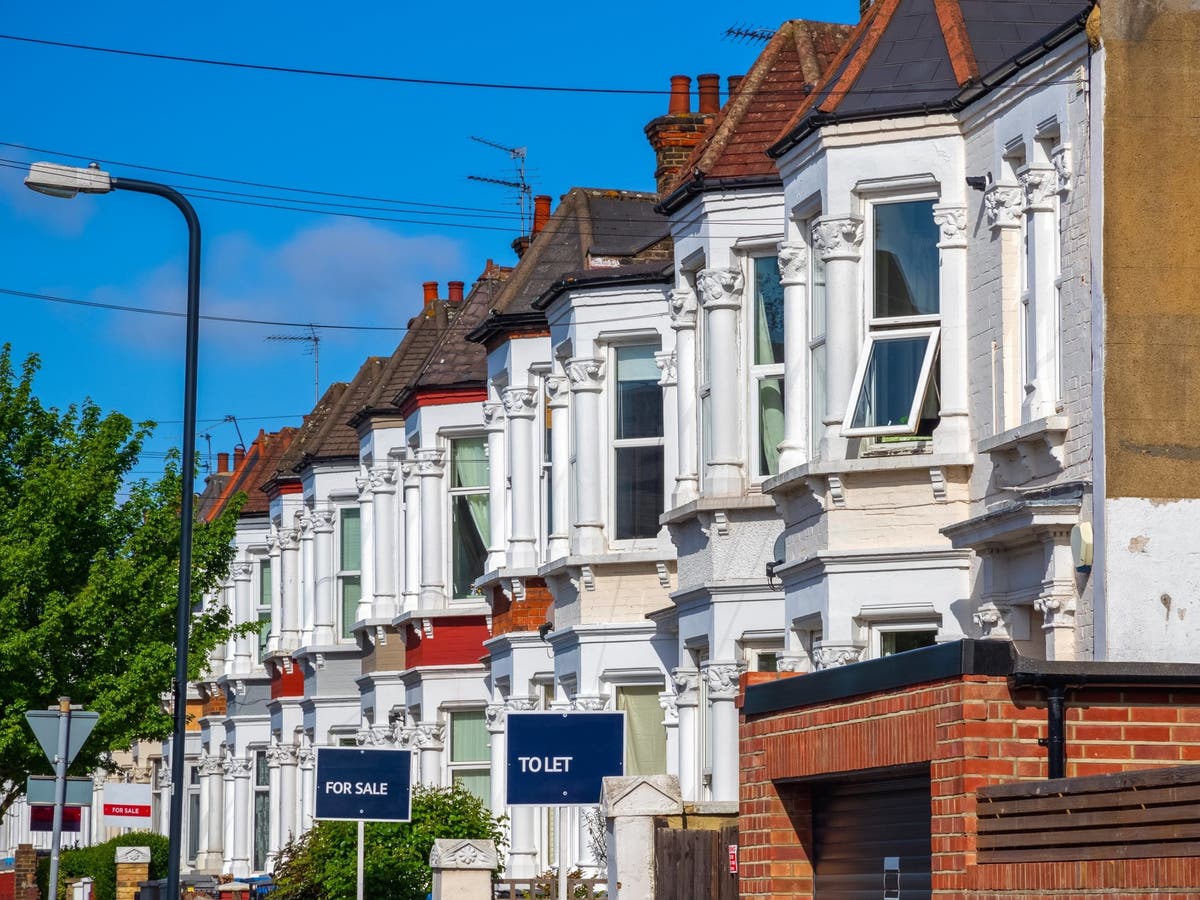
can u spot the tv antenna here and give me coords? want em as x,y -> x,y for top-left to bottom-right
468,135 -> 532,233
266,325 -> 321,402
724,24 -> 775,43
199,431 -> 214,473
222,415 -> 247,454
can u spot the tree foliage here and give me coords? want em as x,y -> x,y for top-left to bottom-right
273,784 -> 508,900
0,345 -> 242,814
39,832 -> 170,900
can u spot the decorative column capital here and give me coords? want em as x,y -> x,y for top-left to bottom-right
266,744 -> 296,766
413,722 -> 446,749
485,703 -> 507,733
501,386 -> 538,419
225,757 -> 252,778
812,215 -> 864,261
415,448 -> 446,477
658,692 -> 679,725
570,694 -> 610,711
984,184 -> 1024,230
231,562 -> 253,582
199,754 -> 226,777
506,697 -> 539,713
276,528 -> 301,552
1051,144 -> 1073,194
310,508 -> 336,534
544,376 -> 569,408
697,267 -> 745,310
702,663 -> 745,700
932,204 -> 969,249
429,839 -> 498,870
296,747 -> 315,769
776,655 -> 805,674
355,726 -> 393,746
368,465 -> 399,493
296,509 -> 315,536
1019,166 -> 1056,212
973,602 -> 1012,639
654,350 -> 677,387
481,400 -> 505,428
1034,594 -> 1077,629
776,241 -> 809,286
669,285 -> 698,330
813,643 -> 865,670
671,668 -> 699,700
565,357 -> 605,392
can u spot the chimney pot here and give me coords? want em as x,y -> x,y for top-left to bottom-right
668,75 -> 692,115
697,74 -> 720,114
448,281 -> 465,303
217,452 -> 229,474
533,195 -> 552,235
233,446 -> 245,468
422,281 -> 438,307
727,75 -> 744,96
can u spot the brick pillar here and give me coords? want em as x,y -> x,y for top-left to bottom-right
114,847 -> 150,900
14,843 -> 38,900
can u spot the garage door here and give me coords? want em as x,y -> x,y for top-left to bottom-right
812,769 -> 932,900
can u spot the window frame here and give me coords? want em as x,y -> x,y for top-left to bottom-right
447,433 -> 490,601
808,223 -> 828,458
744,251 -> 786,480
608,340 -> 665,547
336,506 -> 362,640
255,557 -> 272,662
842,327 -> 941,437
447,708 -> 491,802
869,622 -> 940,660
186,763 -> 201,865
252,749 -> 270,872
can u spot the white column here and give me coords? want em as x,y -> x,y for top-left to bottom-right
267,532 -> 283,654
205,755 -> 224,870
266,746 -> 284,866
221,757 -> 236,874
659,692 -> 679,780
1021,166 -> 1060,421
703,663 -> 743,803
1035,527 -> 1078,661
776,242 -> 809,471
401,454 -> 421,611
545,377 -> 570,561
356,476 -> 375,623
217,581 -> 234,678
669,287 -> 699,506
485,704 -> 507,816
502,698 -> 538,877
812,216 -> 864,461
415,722 -> 445,786
482,401 -> 508,572
933,204 -> 971,453
298,510 -> 315,645
279,747 -> 298,846
232,563 -> 253,675
311,509 -> 336,645
296,744 -> 315,836
984,184 -> 1026,431
697,268 -> 746,495
671,670 -> 699,803
369,464 -> 399,618
566,357 -> 606,556
278,526 -> 301,652
503,386 -> 539,569
197,752 -> 214,869
417,449 -> 447,606
229,757 -> 251,876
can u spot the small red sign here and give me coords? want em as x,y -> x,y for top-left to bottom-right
103,804 -> 151,818
30,805 -> 81,833
728,844 -> 738,874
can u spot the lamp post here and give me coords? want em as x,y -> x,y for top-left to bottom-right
26,161 -> 201,900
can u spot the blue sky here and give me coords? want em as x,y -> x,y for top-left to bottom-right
0,0 -> 857,482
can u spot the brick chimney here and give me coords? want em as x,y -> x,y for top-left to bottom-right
423,281 -> 439,317
645,75 -> 718,194
217,452 -> 229,474
697,74 -> 721,113
727,74 -> 744,97
533,195 -> 552,235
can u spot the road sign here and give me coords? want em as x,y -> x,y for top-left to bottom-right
314,748 -> 412,822
506,711 -> 625,806
31,806 -> 80,833
102,783 -> 153,828
25,709 -> 98,767
26,776 -> 92,807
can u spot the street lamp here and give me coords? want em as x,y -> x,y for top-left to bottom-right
26,160 -> 201,900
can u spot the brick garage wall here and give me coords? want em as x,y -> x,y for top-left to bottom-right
739,675 -> 1200,899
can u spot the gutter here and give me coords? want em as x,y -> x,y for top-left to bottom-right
767,6 -> 1093,159
464,310 -> 548,345
653,174 -> 783,217
531,264 -> 673,311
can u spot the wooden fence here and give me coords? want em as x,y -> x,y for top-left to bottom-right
977,763 -> 1200,863
654,824 -> 738,900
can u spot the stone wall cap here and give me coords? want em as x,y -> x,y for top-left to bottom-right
600,775 -> 683,817
429,839 -> 497,870
115,846 -> 151,864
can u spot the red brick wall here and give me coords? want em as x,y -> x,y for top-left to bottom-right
489,581 -> 553,637
739,675 -> 1200,899
404,616 -> 490,667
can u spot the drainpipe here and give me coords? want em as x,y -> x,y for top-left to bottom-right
1038,685 -> 1067,779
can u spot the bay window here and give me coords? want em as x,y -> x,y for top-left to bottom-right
843,199 -> 941,438
750,255 -> 785,477
253,750 -> 269,871
612,345 -> 664,541
449,436 -> 489,599
337,508 -> 361,639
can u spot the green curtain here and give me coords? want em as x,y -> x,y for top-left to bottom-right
618,686 -> 667,776
759,377 -> 785,475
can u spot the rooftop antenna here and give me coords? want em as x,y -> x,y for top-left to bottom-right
468,135 -> 532,234
266,325 -> 321,403
724,24 -> 775,43
199,431 -> 214,474
222,415 -> 247,453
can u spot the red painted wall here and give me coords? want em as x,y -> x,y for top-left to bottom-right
270,658 -> 305,699
404,616 -> 490,668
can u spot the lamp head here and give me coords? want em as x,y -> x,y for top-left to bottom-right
25,162 -> 112,199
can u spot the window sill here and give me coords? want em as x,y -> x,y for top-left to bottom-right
660,493 -> 777,527
977,415 -> 1069,485
764,451 -> 974,503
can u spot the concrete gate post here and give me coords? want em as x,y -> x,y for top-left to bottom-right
429,839 -> 497,900
600,775 -> 683,900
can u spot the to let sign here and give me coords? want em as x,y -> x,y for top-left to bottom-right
506,711 -> 624,806
102,783 -> 153,828
314,747 -> 412,822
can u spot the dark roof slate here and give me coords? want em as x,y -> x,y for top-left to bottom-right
270,381 -> 348,484
198,427 -> 298,522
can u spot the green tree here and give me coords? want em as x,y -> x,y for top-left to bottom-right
273,784 -> 508,900
0,344 -> 242,814
40,832 -> 169,900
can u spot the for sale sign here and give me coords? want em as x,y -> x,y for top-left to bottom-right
102,782 -> 153,828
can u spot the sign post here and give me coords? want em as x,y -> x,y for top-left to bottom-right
314,747 -> 413,900
25,699 -> 98,900
506,711 -> 625,898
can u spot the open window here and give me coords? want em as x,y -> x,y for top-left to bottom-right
843,198 -> 941,439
